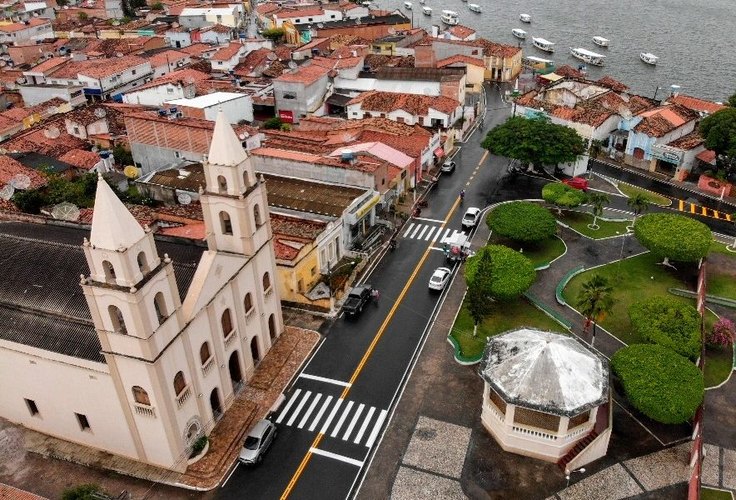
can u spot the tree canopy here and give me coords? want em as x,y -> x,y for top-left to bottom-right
487,202 -> 556,244
633,213 -> 712,262
465,250 -> 495,335
629,296 -> 701,359
542,182 -> 588,211
465,244 -> 536,302
699,107 -> 736,178
611,344 -> 704,424
481,116 -> 586,169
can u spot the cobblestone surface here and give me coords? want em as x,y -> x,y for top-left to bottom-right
401,416 -> 472,479
702,443 -> 720,487
390,467 -> 465,500
557,464 -> 642,500
622,443 -> 690,491
723,448 -> 736,490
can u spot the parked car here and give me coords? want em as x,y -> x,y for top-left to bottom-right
461,207 -> 481,229
239,419 -> 276,465
441,161 -> 456,173
562,177 -> 589,191
342,283 -> 374,316
429,267 -> 452,291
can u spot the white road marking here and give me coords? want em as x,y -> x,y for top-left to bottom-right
297,393 -> 322,429
309,396 -> 333,432
409,224 -> 421,238
353,406 -> 375,444
343,403 -> 365,441
275,388 -> 301,424
298,373 -> 351,387
331,400 -> 354,438
286,390 -> 311,427
424,226 -> 437,241
402,223 -> 415,237
365,409 -> 388,448
433,228 -> 448,242
413,217 -> 444,223
320,398 -> 343,434
416,225 -> 429,239
309,447 -> 363,467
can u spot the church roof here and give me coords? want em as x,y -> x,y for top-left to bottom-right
479,328 -> 609,417
181,250 -> 246,322
0,222 -> 204,363
206,110 -> 248,167
90,176 -> 146,251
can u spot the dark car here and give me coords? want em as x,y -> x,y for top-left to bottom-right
562,177 -> 589,191
342,283 -> 374,316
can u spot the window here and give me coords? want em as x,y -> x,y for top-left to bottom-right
154,292 -> 167,322
76,413 -> 91,431
308,17 -> 312,21
243,171 -> 250,187
132,69 -> 136,75
137,251 -> 149,273
253,204 -> 262,226
109,305 -> 127,334
200,341 -> 211,364
132,386 -> 151,406
174,151 -> 181,158
221,309 -> 233,336
310,266 -> 316,276
167,87 -> 174,94
244,293 -> 254,314
173,371 -> 186,396
102,260 -> 116,281
25,398 -> 39,416
262,272 -> 271,292
217,175 -> 228,193
73,126 -> 80,134
219,211 -> 233,235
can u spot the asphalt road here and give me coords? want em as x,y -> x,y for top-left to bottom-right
217,87 -> 511,500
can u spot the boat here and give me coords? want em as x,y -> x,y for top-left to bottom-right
440,9 -> 459,25
403,1 -> 412,9
519,13 -> 531,23
512,28 -> 527,40
468,3 -> 481,13
532,37 -> 555,53
592,36 -> 609,47
640,52 -> 659,65
422,5 -> 432,15
570,47 -> 605,66
419,0 -> 424,3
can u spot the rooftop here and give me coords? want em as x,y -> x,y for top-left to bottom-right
668,94 -> 726,115
348,90 -> 460,115
166,92 -> 246,109
274,63 -> 331,85
262,173 -> 367,218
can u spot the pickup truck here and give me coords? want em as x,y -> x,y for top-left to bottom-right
342,284 -> 374,316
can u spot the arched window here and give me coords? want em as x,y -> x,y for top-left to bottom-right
219,211 -> 233,235
154,292 -> 167,322
244,293 -> 253,314
102,260 -> 116,281
221,309 -> 233,336
109,305 -> 127,334
269,313 -> 277,340
262,272 -> 271,292
217,175 -> 228,194
200,341 -> 211,364
253,204 -> 262,227
137,251 -> 149,274
132,386 -> 151,406
173,371 -> 186,396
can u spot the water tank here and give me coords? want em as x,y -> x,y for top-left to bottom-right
341,149 -> 355,162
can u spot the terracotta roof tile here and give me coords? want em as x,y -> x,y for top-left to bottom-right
436,54 -> 485,68
668,94 -> 726,115
233,48 -> 271,76
211,42 -> 243,62
446,24 -> 476,39
149,49 -> 190,67
696,149 -> 716,165
311,55 -> 363,70
274,63 -> 330,84
0,155 -> 47,189
127,68 -> 209,93
554,65 -> 586,78
51,56 -> 149,79
275,6 -> 325,18
596,76 -> 629,92
252,147 -> 385,173
634,104 -> 699,137
667,130 -> 704,150
26,57 -> 69,74
348,90 -> 460,115
58,149 -> 101,169
0,17 -> 49,33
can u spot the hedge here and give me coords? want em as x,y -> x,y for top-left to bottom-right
633,213 -> 712,262
541,182 -> 587,209
611,344 -> 704,424
487,201 -> 557,243
629,296 -> 701,359
465,244 -> 536,302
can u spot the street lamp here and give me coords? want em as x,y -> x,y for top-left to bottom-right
565,467 -> 586,488
327,260 -> 356,315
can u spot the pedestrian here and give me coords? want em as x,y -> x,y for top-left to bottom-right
372,288 -> 380,304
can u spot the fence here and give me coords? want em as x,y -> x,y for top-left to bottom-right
688,260 -> 707,500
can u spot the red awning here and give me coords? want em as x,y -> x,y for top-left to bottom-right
434,147 -> 445,158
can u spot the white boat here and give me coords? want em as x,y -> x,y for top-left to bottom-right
422,5 -> 432,15
403,1 -> 412,9
440,9 -> 459,25
592,36 -> 609,47
512,28 -> 527,39
532,37 -> 555,53
519,13 -> 531,23
419,0 -> 424,3
468,3 -> 481,13
570,47 -> 605,66
640,52 -> 658,65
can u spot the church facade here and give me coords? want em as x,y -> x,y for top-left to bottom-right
0,112 -> 284,472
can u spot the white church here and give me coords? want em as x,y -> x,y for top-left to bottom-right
0,111 -> 284,472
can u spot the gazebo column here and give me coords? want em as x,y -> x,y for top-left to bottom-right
558,416 -> 570,437
503,404 -> 515,429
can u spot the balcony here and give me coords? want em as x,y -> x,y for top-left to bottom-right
176,386 -> 192,408
202,356 -> 215,376
224,329 -> 237,349
133,403 -> 156,418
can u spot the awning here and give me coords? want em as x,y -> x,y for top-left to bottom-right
434,147 -> 445,158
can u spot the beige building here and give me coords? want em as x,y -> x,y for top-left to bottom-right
0,111 -> 284,472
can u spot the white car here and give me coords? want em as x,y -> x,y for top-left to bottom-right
429,267 -> 452,291
461,207 -> 481,229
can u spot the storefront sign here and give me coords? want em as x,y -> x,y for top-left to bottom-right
651,144 -> 684,165
355,193 -> 380,220
278,110 -> 294,123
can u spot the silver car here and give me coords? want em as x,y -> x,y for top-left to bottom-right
238,419 -> 276,465
429,267 -> 452,291
461,207 -> 481,228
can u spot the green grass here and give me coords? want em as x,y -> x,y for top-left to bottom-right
702,487 -> 734,500
489,235 -> 566,268
617,182 -> 672,207
704,345 -> 734,388
557,211 -> 632,239
450,297 -> 566,360
708,274 -> 736,301
709,241 -> 736,256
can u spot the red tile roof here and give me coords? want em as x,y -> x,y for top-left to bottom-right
211,42 -> 243,62
667,130 -> 704,150
52,56 -> 149,79
596,76 -> 629,92
0,17 -> 49,33
311,55 -> 363,70
696,149 -> 716,165
58,149 -> 101,169
271,212 -> 326,261
26,57 -> 68,74
275,6 -> 325,19
0,155 -> 47,189
634,104 -> 699,137
274,63 -> 330,85
149,49 -> 189,67
436,54 -> 485,68
446,25 -> 476,39
668,94 -> 726,115
554,65 -> 586,78
348,91 -> 460,115
233,48 -> 271,76
126,68 -> 209,93
252,147 -> 386,173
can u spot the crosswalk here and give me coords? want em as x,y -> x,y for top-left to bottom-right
402,222 -> 465,243
275,389 -> 388,448
677,200 -> 733,222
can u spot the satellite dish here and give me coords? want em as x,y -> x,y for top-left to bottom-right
238,132 -> 249,140
91,145 -> 99,153
51,202 -> 80,221
423,87 -> 433,96
63,5 -> 68,8
10,174 -> 31,190
44,126 -> 60,139
317,22 -> 324,28
267,52 -> 277,61
172,22 -> 180,28
177,193 -> 192,205
288,61 -> 297,70
15,77 -> 26,84
115,52 -> 124,58
123,165 -> 139,179
0,184 -> 15,200
94,107 -> 107,118
387,27 -> 396,35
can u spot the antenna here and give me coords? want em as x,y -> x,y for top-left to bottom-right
123,165 -> 139,179
0,184 -> 15,200
94,107 -> 107,118
177,193 -> 192,205
51,202 -> 80,221
43,126 -> 60,139
288,61 -> 297,70
10,174 -> 31,190
267,52 -> 277,61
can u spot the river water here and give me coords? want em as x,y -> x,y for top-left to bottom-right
371,0 -> 735,102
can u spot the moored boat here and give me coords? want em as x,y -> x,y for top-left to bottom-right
440,9 -> 459,25
512,28 -> 527,40
592,36 -> 609,47
570,47 -> 605,66
422,5 -> 432,15
468,3 -> 481,13
532,37 -> 555,53
519,13 -> 531,23
403,1 -> 412,9
640,52 -> 658,65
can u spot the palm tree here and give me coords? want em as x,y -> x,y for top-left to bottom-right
627,193 -> 650,231
587,192 -> 610,230
576,274 -> 615,346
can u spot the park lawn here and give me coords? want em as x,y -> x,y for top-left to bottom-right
702,488 -> 734,500
707,244 -> 736,300
450,298 -> 566,360
557,211 -> 631,239
704,344 -> 734,388
489,234 -> 566,268
617,182 -> 672,207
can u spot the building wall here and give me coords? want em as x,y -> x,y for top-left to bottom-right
276,242 -> 320,304
165,31 -> 192,48
252,154 -> 376,191
18,84 -> 85,106
130,142 -> 204,172
123,83 -> 195,107
314,22 -> 412,41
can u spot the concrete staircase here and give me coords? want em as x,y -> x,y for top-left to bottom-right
558,430 -> 599,472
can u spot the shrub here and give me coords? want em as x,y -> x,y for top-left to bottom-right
465,244 -> 536,301
612,344 -> 704,424
634,213 -> 712,263
628,296 -> 701,359
542,182 -> 587,211
191,435 -> 208,456
487,201 -> 556,244
61,484 -> 102,500
263,117 -> 283,129
709,318 -> 736,347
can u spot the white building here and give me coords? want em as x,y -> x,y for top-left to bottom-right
167,92 -> 254,124
0,18 -> 53,45
0,111 -> 284,472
